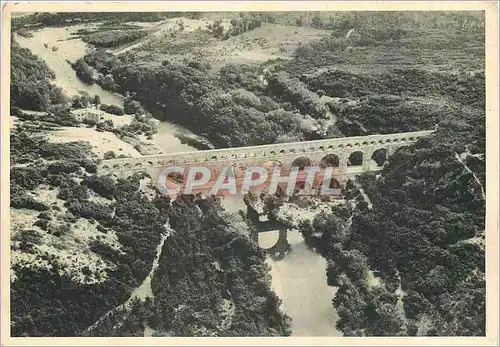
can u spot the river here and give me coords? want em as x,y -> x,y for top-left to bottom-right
15,25 -> 201,154
259,230 -> 340,336
223,198 -> 340,336
15,24 -> 340,337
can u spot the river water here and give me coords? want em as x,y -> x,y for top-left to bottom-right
15,24 -> 340,336
15,26 -> 199,153
223,199 -> 340,336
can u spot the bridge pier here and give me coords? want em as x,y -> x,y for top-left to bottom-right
266,228 -> 290,261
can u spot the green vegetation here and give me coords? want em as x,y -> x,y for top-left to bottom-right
293,53 -> 485,337
12,12 -> 179,30
87,198 -> 291,337
72,58 -> 96,84
10,10 -> 485,337
9,124 -> 290,337
99,104 -> 124,116
298,107 -> 485,336
267,71 -> 328,120
82,30 -> 149,48
83,52 -> 316,147
11,41 -> 66,111
209,15 -> 263,40
150,197 -> 290,336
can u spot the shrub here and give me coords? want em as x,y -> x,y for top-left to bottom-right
99,104 -> 124,116
68,201 -> 113,221
82,113 -> 100,127
79,159 -> 98,174
72,58 -> 96,84
11,195 -> 49,211
39,142 -> 93,161
34,219 -> 49,231
103,151 -> 117,160
37,212 -> 52,220
47,161 -> 81,174
57,179 -> 90,202
82,175 -> 116,199
123,98 -> 144,115
96,119 -> 115,132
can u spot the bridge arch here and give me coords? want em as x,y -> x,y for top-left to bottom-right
291,156 -> 312,169
320,154 -> 340,168
256,229 -> 290,260
98,130 -> 435,180
324,176 -> 342,190
371,148 -> 388,166
348,151 -> 364,166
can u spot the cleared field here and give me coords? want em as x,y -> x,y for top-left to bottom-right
129,22 -> 331,68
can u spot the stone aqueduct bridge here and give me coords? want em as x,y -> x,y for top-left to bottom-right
99,130 -> 434,259
98,130 -> 434,189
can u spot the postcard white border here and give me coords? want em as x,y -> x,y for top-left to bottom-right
1,1 -> 498,346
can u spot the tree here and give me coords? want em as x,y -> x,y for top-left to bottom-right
103,151 -> 116,160
93,95 -> 101,108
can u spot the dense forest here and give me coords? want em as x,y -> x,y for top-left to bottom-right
10,10 -> 486,337
292,43 -> 486,336
297,104 -> 485,335
83,51 -> 323,147
10,41 -> 66,111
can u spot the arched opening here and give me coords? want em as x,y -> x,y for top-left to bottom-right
325,177 -> 342,190
372,148 -> 388,166
320,154 -> 340,168
211,155 -> 217,161
135,162 -> 143,167
291,156 -> 312,170
124,163 -> 131,168
102,165 -> 109,170
112,164 -> 120,169
165,171 -> 183,192
348,151 -> 364,166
